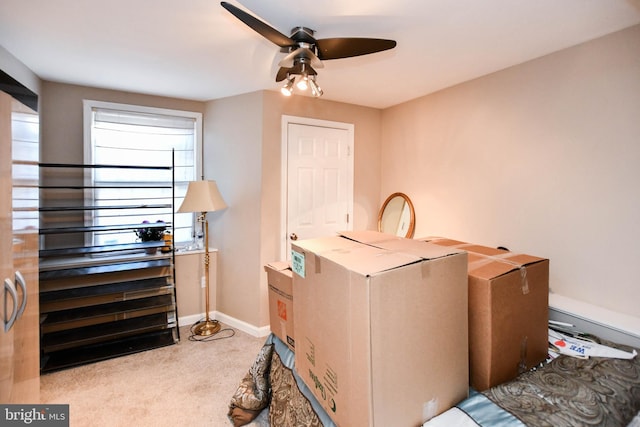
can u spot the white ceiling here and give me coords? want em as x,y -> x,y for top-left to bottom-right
1,0 -> 639,109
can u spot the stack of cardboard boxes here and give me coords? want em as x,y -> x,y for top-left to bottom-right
264,231 -> 549,426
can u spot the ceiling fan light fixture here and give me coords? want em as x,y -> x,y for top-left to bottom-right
280,77 -> 295,96
221,2 -> 397,101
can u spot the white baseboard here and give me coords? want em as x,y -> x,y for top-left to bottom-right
549,293 -> 640,349
178,311 -> 271,338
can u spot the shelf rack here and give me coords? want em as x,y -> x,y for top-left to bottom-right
38,160 -> 179,372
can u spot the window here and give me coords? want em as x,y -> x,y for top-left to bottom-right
12,107 -> 40,232
83,100 -> 202,246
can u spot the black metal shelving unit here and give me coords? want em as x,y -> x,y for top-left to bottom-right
38,160 -> 179,373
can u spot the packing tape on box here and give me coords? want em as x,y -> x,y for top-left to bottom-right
421,260 -> 431,279
518,336 -> 529,374
426,238 -> 531,294
423,397 -> 439,423
467,254 -> 530,295
268,284 -> 292,300
314,253 -> 322,274
519,266 -> 530,295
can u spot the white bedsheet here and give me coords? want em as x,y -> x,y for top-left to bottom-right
422,390 -> 525,427
422,408 -> 483,427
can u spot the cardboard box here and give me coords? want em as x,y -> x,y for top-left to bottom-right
265,261 -> 295,351
291,231 -> 469,427
423,238 -> 549,391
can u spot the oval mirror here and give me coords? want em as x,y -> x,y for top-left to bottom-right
377,192 -> 415,238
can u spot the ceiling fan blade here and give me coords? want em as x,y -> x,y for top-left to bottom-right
220,2 -> 295,48
275,64 -> 317,82
277,47 -> 324,69
315,38 -> 397,60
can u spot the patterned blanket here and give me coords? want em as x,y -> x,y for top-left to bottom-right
425,337 -> 640,427
483,342 -> 640,427
227,335 -> 334,427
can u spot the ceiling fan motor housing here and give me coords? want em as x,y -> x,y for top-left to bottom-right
290,27 -> 316,43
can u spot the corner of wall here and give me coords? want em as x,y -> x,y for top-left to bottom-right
0,45 -> 41,95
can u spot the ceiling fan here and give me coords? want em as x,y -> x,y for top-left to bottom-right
220,1 -> 397,98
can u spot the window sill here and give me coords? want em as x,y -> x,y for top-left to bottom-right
174,247 -> 218,256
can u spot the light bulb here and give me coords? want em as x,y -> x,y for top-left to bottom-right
280,77 -> 294,96
297,75 -> 308,91
309,78 -> 323,97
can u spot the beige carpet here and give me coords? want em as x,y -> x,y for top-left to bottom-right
40,324 -> 266,427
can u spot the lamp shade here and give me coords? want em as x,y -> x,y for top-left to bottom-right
177,180 -> 227,213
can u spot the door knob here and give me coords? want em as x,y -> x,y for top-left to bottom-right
289,233 -> 298,241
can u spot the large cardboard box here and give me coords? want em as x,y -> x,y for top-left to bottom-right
265,261 -> 295,351
423,238 -> 549,391
291,231 -> 469,427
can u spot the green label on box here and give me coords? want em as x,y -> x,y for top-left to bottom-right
291,250 -> 305,278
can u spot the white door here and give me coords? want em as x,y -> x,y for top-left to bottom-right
281,116 -> 354,259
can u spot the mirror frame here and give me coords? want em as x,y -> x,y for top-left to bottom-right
377,192 -> 416,238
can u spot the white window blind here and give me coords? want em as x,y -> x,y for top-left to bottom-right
12,110 -> 40,232
85,102 -> 201,246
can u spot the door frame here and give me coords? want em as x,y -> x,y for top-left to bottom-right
280,115 -> 355,260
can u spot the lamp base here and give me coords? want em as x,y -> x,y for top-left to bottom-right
192,319 -> 221,336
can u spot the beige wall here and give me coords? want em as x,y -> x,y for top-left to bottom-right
203,91 -> 265,328
174,250 -> 217,320
204,91 -> 382,328
40,82 -> 205,164
381,25 -> 640,318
